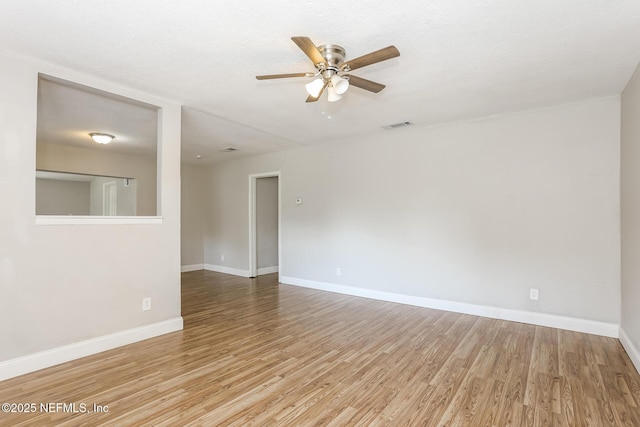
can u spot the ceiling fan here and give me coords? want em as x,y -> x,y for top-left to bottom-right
256,36 -> 400,103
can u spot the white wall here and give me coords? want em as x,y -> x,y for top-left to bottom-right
181,163 -> 207,268
205,97 -> 621,331
621,63 -> 640,371
256,176 -> 279,271
0,50 -> 182,379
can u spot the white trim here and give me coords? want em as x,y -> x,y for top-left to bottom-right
0,317 -> 183,381
204,264 -> 250,278
280,276 -> 619,338
257,266 -> 279,275
102,180 -> 118,216
181,264 -> 204,272
620,328 -> 640,374
248,176 -> 257,277
36,216 -> 163,225
248,172 -> 281,279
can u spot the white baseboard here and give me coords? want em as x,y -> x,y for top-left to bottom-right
181,264 -> 204,272
204,264 -> 250,278
280,277 -> 619,338
0,317 -> 183,381
620,328 -> 640,374
257,266 -> 279,275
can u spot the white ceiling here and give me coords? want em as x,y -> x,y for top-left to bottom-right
2,1 -> 640,164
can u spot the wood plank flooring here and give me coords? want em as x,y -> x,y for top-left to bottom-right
1,270 -> 639,426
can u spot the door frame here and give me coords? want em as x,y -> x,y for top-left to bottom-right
248,172 -> 281,278
103,180 -> 117,216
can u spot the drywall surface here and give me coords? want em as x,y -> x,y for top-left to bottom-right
205,154 -> 282,271
621,64 -> 640,355
36,178 -> 90,215
181,163 -> 207,267
205,97 -> 620,324
0,50 -> 182,363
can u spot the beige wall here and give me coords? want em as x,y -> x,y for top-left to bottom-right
36,178 -> 90,215
205,153 -> 282,272
205,97 -> 621,325
37,142 -> 156,215
0,50 -> 182,368
621,63 -> 640,365
256,176 -> 278,271
181,163 -> 208,267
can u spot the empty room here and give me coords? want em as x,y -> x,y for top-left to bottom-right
1,1 -> 640,425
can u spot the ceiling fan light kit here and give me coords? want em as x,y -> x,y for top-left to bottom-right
256,36 -> 400,103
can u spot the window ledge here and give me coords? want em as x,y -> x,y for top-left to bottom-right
36,216 -> 163,225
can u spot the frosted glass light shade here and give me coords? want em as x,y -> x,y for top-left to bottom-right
330,75 -> 349,95
89,133 -> 115,144
305,78 -> 325,98
327,86 -> 342,102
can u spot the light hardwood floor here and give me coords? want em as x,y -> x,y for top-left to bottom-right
1,270 -> 639,426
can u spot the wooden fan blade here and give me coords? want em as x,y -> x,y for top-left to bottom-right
341,46 -> 400,71
344,75 -> 386,93
305,80 -> 329,103
292,36 -> 327,66
256,73 -> 312,80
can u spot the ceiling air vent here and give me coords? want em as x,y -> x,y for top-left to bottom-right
382,121 -> 413,130
219,147 -> 238,152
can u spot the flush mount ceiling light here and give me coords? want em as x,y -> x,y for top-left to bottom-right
89,132 -> 115,144
256,36 -> 400,103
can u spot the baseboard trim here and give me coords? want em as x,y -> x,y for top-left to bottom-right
181,264 -> 204,272
258,266 -> 279,275
204,264 -> 250,278
620,328 -> 640,374
0,317 -> 183,381
280,277 -> 619,338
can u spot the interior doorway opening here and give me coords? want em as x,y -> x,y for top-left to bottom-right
249,172 -> 280,278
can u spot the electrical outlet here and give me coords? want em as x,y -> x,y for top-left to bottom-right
336,267 -> 342,276
221,254 -> 224,262
142,297 -> 151,311
529,288 -> 539,301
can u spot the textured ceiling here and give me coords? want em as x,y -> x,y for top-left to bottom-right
2,0 -> 640,164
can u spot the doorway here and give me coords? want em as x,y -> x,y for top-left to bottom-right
249,172 -> 280,278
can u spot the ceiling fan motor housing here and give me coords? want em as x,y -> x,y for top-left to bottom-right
318,44 -> 346,70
